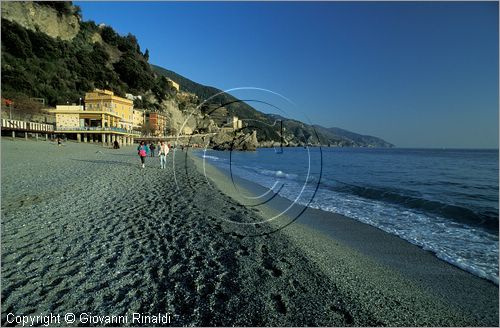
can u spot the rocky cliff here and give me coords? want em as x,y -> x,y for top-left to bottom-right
1,1 -> 80,41
211,130 -> 258,151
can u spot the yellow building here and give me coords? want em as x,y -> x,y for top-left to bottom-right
227,116 -> 243,130
133,108 -> 145,130
48,90 -> 141,146
167,78 -> 180,92
84,89 -> 134,131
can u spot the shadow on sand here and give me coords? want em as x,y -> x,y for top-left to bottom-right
107,153 -> 138,157
70,158 -> 136,167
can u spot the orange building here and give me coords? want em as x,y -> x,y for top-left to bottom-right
145,111 -> 168,136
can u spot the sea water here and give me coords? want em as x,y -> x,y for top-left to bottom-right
195,147 -> 499,284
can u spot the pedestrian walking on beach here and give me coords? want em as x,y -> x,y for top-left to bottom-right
158,141 -> 169,169
137,141 -> 148,168
149,143 -> 156,157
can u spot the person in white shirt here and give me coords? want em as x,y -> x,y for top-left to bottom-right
158,141 -> 169,169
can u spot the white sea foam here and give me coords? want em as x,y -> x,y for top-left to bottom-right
287,183 -> 499,285
200,151 -> 499,284
202,155 -> 220,161
238,165 -> 300,180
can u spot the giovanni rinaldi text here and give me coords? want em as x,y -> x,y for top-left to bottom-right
6,312 -> 172,326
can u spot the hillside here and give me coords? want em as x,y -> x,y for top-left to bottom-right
1,1 -> 394,148
313,126 -> 394,148
153,65 -> 394,147
1,1 -> 174,108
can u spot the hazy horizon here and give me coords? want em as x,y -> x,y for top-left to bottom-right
76,1 -> 499,149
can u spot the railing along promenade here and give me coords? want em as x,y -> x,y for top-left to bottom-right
1,118 -> 54,132
1,118 -> 55,140
55,126 -> 141,135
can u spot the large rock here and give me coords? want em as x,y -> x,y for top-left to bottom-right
242,130 -> 258,151
1,2 -> 80,41
210,130 -> 258,151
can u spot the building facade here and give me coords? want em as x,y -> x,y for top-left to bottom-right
145,111 -> 168,136
48,89 -> 142,146
84,89 -> 135,131
227,116 -> 243,130
133,108 -> 145,130
167,78 -> 180,92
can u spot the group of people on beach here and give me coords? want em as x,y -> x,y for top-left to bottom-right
137,141 -> 170,169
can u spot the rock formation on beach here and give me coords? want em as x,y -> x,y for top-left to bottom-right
211,130 -> 259,151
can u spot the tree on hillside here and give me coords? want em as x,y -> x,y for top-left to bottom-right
91,42 -> 110,63
99,25 -> 119,45
1,19 -> 33,59
117,33 -> 139,53
10,96 -> 44,121
113,53 -> 154,92
151,76 -> 173,101
35,1 -> 75,16
139,122 -> 154,136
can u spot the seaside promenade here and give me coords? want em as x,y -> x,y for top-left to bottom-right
1,139 -> 497,326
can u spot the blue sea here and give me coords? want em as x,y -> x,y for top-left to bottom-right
195,147 -> 499,284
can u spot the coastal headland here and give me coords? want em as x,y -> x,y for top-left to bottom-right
1,139 -> 497,326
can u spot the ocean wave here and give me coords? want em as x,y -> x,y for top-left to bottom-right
244,175 -> 499,285
202,155 -> 221,161
258,168 -> 299,180
320,181 -> 499,233
197,149 -> 499,284
301,189 -> 500,285
236,165 -> 301,181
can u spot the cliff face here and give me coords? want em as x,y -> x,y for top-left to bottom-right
1,1 -> 80,41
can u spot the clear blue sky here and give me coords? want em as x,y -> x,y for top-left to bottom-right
76,1 -> 498,148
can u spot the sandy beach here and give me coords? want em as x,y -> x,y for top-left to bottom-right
1,139 -> 498,326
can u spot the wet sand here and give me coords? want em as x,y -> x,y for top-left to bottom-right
193,152 -> 499,326
1,139 -> 497,326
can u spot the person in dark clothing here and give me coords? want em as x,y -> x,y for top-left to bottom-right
149,143 -> 156,157
113,140 -> 120,149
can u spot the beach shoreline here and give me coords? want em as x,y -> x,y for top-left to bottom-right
1,139 -> 498,326
189,149 -> 499,326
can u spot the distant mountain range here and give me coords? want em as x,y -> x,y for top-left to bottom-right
152,65 -> 394,148
312,126 -> 394,148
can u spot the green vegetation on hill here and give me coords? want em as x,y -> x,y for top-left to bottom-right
1,2 -> 173,107
35,1 -> 81,16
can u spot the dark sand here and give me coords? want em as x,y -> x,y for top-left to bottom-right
193,153 -> 499,326
1,139 -> 498,326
